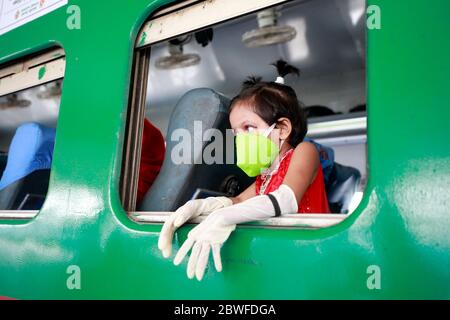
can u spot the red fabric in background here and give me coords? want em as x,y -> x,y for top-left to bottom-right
137,118 -> 165,206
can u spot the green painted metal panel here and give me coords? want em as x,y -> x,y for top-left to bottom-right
0,0 -> 449,299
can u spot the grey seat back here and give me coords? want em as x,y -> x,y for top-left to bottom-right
139,88 -> 253,211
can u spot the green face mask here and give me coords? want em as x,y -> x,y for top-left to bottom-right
235,124 -> 280,177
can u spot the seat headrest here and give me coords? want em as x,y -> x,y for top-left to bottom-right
167,88 -> 229,132
0,123 -> 55,190
139,88 -> 235,211
165,87 -> 230,164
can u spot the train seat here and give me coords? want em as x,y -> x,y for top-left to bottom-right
139,88 -> 253,211
326,162 -> 361,214
0,123 -> 55,210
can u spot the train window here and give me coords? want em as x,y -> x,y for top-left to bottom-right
122,0 -> 367,229
0,48 -> 65,216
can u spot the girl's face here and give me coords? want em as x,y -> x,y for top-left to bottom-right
229,101 -> 292,147
229,102 -> 273,135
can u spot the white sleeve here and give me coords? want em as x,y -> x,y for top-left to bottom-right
209,184 -> 298,225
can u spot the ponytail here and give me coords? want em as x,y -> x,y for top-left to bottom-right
242,76 -> 263,89
271,59 -> 300,78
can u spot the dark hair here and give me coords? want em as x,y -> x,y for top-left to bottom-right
304,105 -> 337,118
230,60 -> 307,147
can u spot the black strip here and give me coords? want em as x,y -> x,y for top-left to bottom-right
3,299 -> 413,317
267,194 -> 281,217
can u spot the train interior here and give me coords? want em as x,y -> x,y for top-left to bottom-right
0,80 -> 61,210
138,0 -> 367,214
0,0 -> 367,217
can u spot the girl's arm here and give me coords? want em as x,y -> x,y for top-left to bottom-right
282,141 -> 320,204
172,146 -> 319,280
230,182 -> 256,204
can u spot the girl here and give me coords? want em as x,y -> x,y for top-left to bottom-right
158,60 -> 330,281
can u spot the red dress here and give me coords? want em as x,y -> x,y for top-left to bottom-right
255,149 -> 330,213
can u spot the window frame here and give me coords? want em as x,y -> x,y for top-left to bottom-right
0,48 -> 65,96
0,47 -> 65,219
122,0 -> 367,229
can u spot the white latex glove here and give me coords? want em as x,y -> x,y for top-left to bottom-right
158,196 -> 232,258
173,184 -> 298,281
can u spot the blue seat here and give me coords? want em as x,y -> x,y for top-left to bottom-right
139,88 -> 253,211
0,123 -> 55,210
325,162 -> 361,214
304,138 -> 335,185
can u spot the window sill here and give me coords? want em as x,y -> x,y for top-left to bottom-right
0,210 -> 347,229
129,212 -> 347,229
0,210 -> 38,220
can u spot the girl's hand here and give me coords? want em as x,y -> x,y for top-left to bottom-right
158,197 -> 232,258
173,211 -> 236,281
172,185 -> 298,281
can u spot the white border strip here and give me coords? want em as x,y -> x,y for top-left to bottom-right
0,56 -> 65,96
136,0 -> 290,47
0,210 -> 38,220
0,48 -> 64,78
314,134 -> 367,147
307,117 -> 367,137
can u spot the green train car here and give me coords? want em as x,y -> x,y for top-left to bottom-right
0,0 -> 449,300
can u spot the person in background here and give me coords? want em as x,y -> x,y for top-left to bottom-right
304,138 -> 334,185
0,122 -> 55,190
137,118 -> 165,207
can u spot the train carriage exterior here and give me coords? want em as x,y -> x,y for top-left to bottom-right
0,0 -> 449,299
